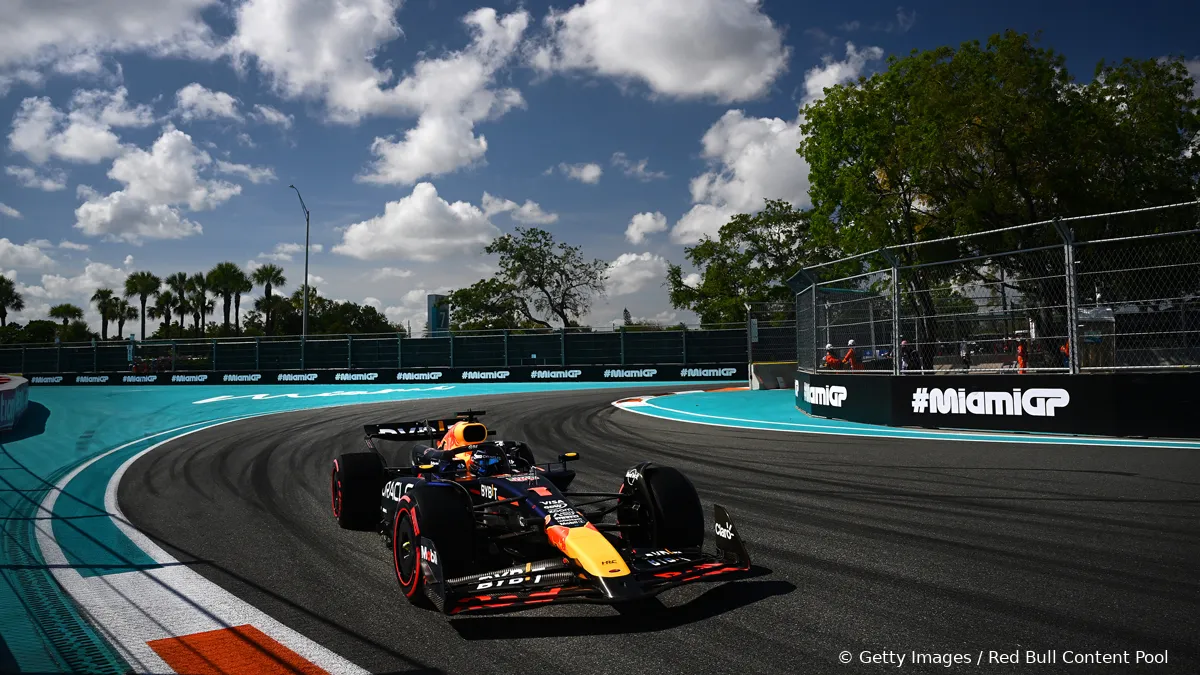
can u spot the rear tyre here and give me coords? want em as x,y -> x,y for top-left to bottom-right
392,484 -> 477,607
618,465 -> 704,550
331,452 -> 386,531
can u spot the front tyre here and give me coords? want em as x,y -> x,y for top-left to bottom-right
391,484 -> 477,607
331,452 -> 386,530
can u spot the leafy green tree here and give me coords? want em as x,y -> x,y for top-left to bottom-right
667,200 -> 816,325
233,268 -> 252,335
206,261 -> 244,333
0,276 -> 25,328
49,303 -> 84,328
124,271 -> 161,340
148,291 -> 177,339
252,264 -> 287,334
445,278 -> 546,331
165,272 -> 190,336
448,228 -> 608,328
63,319 -> 97,342
91,288 -> 115,340
115,299 -> 137,339
186,273 -> 213,336
20,320 -> 58,343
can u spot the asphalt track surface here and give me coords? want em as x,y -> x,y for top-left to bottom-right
120,387 -> 1200,674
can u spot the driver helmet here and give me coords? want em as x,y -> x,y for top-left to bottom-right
466,444 -> 511,478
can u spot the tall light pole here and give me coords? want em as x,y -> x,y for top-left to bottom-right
289,184 -> 311,369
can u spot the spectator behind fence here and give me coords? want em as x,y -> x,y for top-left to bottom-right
1016,339 -> 1028,374
842,339 -> 862,371
1059,341 -> 1070,369
824,344 -> 841,370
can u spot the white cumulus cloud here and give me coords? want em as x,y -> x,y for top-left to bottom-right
173,82 -> 243,122
256,241 -> 323,262
215,159 -> 276,184
333,182 -> 500,262
6,165 -> 68,191
528,0 -> 789,103
252,104 -> 294,129
554,162 -> 602,184
8,87 -> 155,164
606,252 -> 667,296
624,211 -> 668,244
481,192 -> 559,224
0,237 -> 54,268
74,125 -> 241,243
671,42 -> 883,244
0,203 -> 21,219
611,152 -> 667,181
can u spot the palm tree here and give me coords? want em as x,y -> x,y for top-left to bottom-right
91,288 -> 116,339
148,291 -> 177,339
233,268 -> 253,335
49,303 -> 84,328
206,261 -> 243,333
165,272 -> 189,337
186,273 -> 212,336
115,299 -> 138,339
0,276 -> 25,328
123,271 -> 161,340
252,264 -> 286,334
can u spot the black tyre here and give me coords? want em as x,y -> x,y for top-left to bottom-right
331,452 -> 386,531
392,483 -> 477,607
618,465 -> 704,549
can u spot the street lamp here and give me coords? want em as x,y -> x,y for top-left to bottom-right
288,184 -> 311,338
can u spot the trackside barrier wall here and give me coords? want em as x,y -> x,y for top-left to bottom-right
794,371 -> 1200,438
0,376 -> 29,431
22,364 -> 748,387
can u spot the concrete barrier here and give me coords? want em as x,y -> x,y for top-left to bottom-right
0,375 -> 29,431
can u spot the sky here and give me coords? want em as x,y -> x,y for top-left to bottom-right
0,0 -> 1197,338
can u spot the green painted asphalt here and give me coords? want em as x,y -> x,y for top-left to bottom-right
0,381 -> 730,673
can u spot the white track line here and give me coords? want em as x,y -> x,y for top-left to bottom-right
36,414 -> 369,674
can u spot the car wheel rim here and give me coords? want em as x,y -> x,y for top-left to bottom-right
395,512 -> 417,589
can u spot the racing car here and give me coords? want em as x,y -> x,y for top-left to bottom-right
329,410 -> 752,615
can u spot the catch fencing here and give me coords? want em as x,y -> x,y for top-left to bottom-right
794,200 -> 1200,374
0,325 -> 749,374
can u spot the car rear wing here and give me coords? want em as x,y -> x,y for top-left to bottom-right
364,410 -> 492,441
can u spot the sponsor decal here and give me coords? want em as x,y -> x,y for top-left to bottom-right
624,467 -> 642,485
420,545 -> 438,565
480,484 -> 498,500
335,372 -> 378,382
910,387 -> 1070,417
679,367 -> 737,378
223,373 -> 262,382
603,368 -> 657,378
171,374 -> 208,383
461,370 -> 510,380
122,375 -> 157,383
382,480 -> 416,501
538,498 -> 586,526
397,371 -> 443,381
506,474 -> 540,482
30,376 -> 64,384
639,550 -> 687,566
715,521 -> 735,540
803,382 -> 848,407
531,369 -> 583,379
276,373 -> 319,382
75,375 -> 109,384
377,424 -> 439,436
191,385 -> 454,404
471,572 -> 544,592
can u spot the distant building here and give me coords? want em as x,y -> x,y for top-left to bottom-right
427,294 -> 449,337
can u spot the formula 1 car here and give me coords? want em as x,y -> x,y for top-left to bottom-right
329,410 -> 752,615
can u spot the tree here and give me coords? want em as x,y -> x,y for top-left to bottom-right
252,264 -> 287,334
622,308 -> 632,325
797,30 -> 1200,359
233,268 -> 252,335
165,272 -> 190,337
444,278 -> 544,331
0,276 -> 25,328
667,200 -> 816,325
49,303 -> 84,328
148,291 -> 177,339
449,228 -> 608,328
20,320 -> 58,343
91,288 -> 115,340
206,261 -> 243,333
186,273 -> 212,336
124,271 -> 161,340
115,299 -> 137,339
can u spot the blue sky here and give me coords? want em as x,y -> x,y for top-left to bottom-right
0,0 -> 1197,337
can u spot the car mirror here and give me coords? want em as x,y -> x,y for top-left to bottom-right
558,452 -> 578,463
416,463 -> 435,471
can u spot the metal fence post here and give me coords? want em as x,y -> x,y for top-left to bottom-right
397,332 -> 403,368
1053,217 -> 1081,374
882,250 -> 902,375
21,346 -> 26,373
449,331 -> 454,367
619,326 -> 626,365
560,327 -> 567,366
680,329 -> 688,364
57,341 -> 62,371
300,335 -> 306,370
255,337 -> 260,370
171,341 -> 177,371
503,329 -> 509,367
212,338 -> 218,371
92,338 -> 97,372
347,335 -> 353,368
